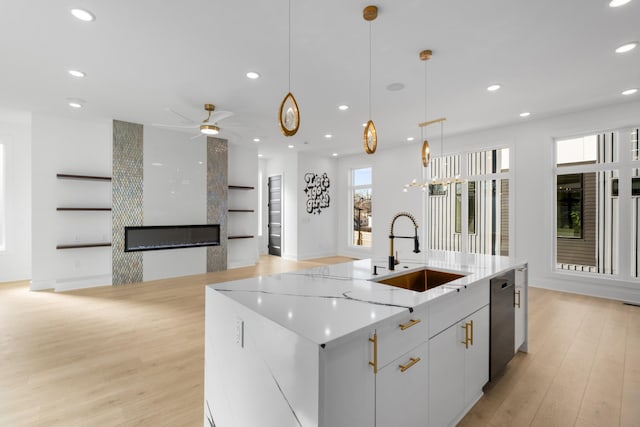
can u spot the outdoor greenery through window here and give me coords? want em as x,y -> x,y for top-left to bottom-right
351,167 -> 372,247
557,174 -> 583,238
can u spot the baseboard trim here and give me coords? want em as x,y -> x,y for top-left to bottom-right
531,276 -> 640,305
54,274 -> 112,292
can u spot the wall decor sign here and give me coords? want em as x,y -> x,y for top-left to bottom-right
304,172 -> 330,214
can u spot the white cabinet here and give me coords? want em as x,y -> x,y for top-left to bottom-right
514,264 -> 528,353
428,292 -> 490,427
376,341 -> 428,427
373,308 -> 428,427
320,331 -> 375,427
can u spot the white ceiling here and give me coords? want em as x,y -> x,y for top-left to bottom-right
0,0 -> 638,158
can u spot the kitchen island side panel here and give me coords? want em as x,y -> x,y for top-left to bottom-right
205,288 -> 319,427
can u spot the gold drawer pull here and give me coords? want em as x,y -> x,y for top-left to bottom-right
399,357 -> 421,372
399,318 -> 422,331
515,290 -> 521,308
461,320 -> 474,349
369,333 -> 378,374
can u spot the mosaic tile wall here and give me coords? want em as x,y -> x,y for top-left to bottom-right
207,136 -> 228,272
112,120 -> 143,285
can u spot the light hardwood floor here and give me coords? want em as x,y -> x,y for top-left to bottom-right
1,256 -> 639,426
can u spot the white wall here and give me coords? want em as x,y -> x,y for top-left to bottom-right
337,146 -> 426,260
337,100 -> 640,303
228,143 -> 259,268
31,114 -> 112,291
142,126 -> 208,281
0,116 -> 32,282
296,153 -> 338,260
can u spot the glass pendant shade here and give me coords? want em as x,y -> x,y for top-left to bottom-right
364,120 -> 377,154
422,140 -> 430,167
279,92 -> 300,136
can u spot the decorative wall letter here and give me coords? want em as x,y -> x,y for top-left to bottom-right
303,172 -> 330,214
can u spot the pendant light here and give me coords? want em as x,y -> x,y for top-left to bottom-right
420,49 -> 432,167
279,0 -> 300,137
363,5 -> 378,154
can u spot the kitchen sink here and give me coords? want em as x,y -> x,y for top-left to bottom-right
374,268 -> 466,292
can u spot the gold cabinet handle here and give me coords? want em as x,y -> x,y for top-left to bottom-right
399,357 -> 421,373
515,290 -> 521,308
461,320 -> 473,349
369,333 -> 378,374
399,318 -> 422,331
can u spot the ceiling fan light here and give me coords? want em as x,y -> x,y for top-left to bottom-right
200,124 -> 220,135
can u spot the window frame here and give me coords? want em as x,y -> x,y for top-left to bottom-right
0,142 -> 5,251
349,166 -> 372,249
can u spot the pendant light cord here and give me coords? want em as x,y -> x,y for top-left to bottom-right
288,0 -> 292,92
422,58 -> 428,142
369,21 -> 372,119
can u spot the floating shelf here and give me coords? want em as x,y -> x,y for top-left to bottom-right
57,207 -> 112,211
228,185 -> 254,190
228,235 -> 254,240
56,173 -> 112,182
228,209 -> 254,213
56,243 -> 112,249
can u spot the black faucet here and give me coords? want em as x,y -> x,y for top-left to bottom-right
388,212 -> 420,271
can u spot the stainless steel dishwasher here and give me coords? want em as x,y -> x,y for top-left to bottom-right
490,270 -> 515,380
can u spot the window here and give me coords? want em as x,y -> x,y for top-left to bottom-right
429,148 -> 510,255
455,181 -> 476,234
0,143 -> 4,251
554,133 -> 617,274
557,174 -> 583,238
351,167 -> 372,247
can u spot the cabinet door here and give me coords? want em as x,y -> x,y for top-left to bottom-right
320,331 -> 375,427
514,266 -> 527,353
376,341 -> 428,427
463,305 -> 489,408
429,324 -> 465,427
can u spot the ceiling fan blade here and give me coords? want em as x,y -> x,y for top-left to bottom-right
151,123 -> 199,129
164,107 -> 197,124
210,110 -> 234,123
190,133 -> 204,140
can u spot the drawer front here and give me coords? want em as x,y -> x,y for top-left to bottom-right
428,279 -> 489,338
377,307 -> 428,368
376,341 -> 428,427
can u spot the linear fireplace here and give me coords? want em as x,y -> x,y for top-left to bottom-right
124,224 -> 220,252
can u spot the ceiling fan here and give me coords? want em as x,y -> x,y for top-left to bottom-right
153,103 -> 234,136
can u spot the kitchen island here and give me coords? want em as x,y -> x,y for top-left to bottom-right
204,251 -> 527,427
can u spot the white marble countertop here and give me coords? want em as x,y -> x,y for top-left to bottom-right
209,251 -> 525,348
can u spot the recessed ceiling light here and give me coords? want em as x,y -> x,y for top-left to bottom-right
609,0 -> 631,7
519,112 -> 531,117
622,88 -> 638,95
151,162 -> 163,167
615,42 -> 638,54
338,105 -> 349,111
406,137 -> 415,142
332,153 -> 338,157
68,70 -> 85,78
362,122 -> 367,127
287,144 -> 294,149
253,138 -> 260,142
324,134 -> 333,139
258,154 -> 263,157
246,71 -> 260,79
68,101 -> 83,108
386,82 -> 405,91
487,84 -> 501,92
70,8 -> 95,22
